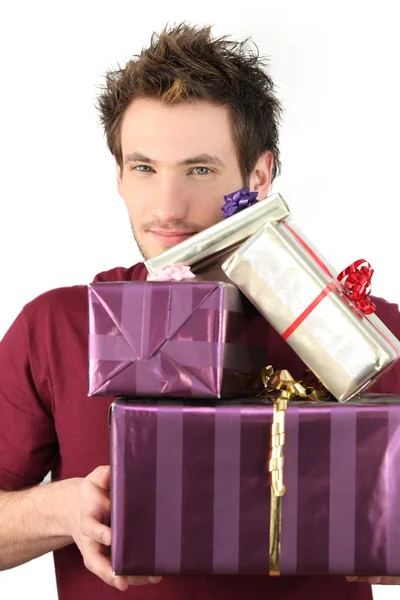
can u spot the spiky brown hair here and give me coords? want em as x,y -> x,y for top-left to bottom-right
96,23 -> 282,182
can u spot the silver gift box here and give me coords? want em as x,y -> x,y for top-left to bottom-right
221,220 -> 400,402
145,193 -> 290,275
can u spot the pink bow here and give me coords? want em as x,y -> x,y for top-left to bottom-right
147,264 -> 196,282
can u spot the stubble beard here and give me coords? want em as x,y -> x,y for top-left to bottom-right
131,224 -> 149,261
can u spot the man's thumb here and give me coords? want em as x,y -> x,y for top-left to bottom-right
87,465 -> 111,490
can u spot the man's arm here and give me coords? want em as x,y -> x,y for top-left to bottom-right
0,309 -> 160,590
0,466 -> 160,591
0,479 -> 74,570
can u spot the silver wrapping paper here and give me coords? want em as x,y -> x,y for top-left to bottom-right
145,193 -> 290,275
221,220 -> 400,402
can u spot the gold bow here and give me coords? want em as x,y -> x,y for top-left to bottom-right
261,366 -> 331,576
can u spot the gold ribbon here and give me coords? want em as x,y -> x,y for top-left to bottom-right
261,366 -> 331,576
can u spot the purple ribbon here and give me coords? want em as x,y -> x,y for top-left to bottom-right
221,187 -> 258,218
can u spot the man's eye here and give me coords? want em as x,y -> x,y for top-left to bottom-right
132,165 -> 153,172
192,167 -> 212,175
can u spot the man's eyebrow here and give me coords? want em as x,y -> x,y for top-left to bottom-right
123,152 -> 226,167
124,152 -> 153,165
178,154 -> 226,167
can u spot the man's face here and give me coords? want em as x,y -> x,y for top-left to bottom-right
117,98 -> 247,260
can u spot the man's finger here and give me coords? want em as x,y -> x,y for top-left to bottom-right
86,465 -> 111,491
346,576 -> 379,583
81,516 -> 111,546
83,542 -> 125,589
346,576 -> 400,585
127,576 -> 162,585
378,577 -> 400,585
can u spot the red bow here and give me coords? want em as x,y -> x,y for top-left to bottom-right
337,259 -> 376,315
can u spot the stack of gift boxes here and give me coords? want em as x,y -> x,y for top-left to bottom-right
87,189 -> 400,578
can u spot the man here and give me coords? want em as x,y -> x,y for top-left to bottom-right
0,22 -> 399,600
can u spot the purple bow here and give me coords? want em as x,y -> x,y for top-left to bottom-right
221,187 -> 259,218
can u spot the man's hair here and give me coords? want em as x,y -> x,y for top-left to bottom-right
96,23 -> 282,182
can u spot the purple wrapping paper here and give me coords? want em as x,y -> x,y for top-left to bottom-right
111,396 -> 400,577
88,281 -> 269,398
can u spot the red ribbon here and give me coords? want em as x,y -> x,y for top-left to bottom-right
337,259 -> 376,315
282,282 -> 339,340
281,224 -> 377,341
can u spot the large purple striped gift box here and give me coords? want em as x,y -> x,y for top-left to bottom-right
110,396 -> 400,576
88,281 -> 269,398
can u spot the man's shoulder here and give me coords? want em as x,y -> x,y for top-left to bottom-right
357,294 -> 400,394
92,262 -> 146,283
21,262 -> 147,323
372,294 -> 400,336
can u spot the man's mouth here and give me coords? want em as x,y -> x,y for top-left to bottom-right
148,229 -> 197,246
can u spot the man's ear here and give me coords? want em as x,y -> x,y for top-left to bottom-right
116,159 -> 123,193
248,150 -> 274,200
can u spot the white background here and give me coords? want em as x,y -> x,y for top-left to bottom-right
0,1 -> 399,598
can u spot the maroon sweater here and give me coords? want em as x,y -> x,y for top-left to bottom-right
3,262 -> 399,600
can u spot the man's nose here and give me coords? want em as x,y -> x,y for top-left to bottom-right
151,177 -> 189,223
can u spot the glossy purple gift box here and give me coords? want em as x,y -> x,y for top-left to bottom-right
110,396 -> 400,576
88,281 -> 269,398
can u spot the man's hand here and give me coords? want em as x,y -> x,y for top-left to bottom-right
346,576 -> 400,585
64,465 -> 162,592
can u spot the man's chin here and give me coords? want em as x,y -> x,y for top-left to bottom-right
135,242 -> 173,262
137,240 -> 188,261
